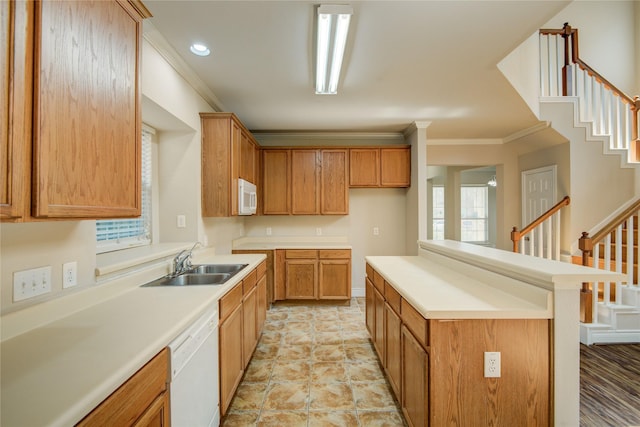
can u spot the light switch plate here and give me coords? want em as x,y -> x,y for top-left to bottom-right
13,266 -> 52,302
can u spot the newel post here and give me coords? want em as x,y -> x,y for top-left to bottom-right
561,22 -> 573,96
511,226 -> 521,253
578,231 -> 594,323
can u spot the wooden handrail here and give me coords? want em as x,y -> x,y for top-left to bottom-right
511,196 -> 570,253
540,24 -> 639,143
580,198 -> 640,248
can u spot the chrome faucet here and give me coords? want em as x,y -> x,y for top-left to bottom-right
172,242 -> 201,276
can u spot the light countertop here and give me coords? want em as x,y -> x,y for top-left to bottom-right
0,253 -> 266,427
232,236 -> 351,250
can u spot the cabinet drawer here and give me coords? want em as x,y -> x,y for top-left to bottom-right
401,299 -> 428,349
242,269 -> 258,295
285,249 -> 317,259
319,249 -> 350,259
220,283 -> 243,322
373,270 -> 385,293
257,260 -> 267,278
384,282 -> 401,314
366,263 -> 374,280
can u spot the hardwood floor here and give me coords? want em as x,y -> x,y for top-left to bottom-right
581,343 -> 640,426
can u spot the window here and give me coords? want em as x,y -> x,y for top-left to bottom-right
460,186 -> 488,243
432,185 -> 445,240
96,126 -> 154,253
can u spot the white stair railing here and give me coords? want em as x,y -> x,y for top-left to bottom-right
511,196 -> 569,261
539,24 -> 639,164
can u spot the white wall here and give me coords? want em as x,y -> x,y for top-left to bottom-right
243,188 -> 408,296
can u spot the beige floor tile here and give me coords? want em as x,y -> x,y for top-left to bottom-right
221,411 -> 259,427
257,411 -> 308,427
243,359 -> 274,383
311,361 -> 348,383
309,382 -> 355,410
277,343 -> 312,360
228,382 -> 268,411
283,330 -> 313,345
285,320 -> 313,332
252,342 -> 280,360
348,360 -> 386,382
262,320 -> 285,333
314,321 -> 341,332
259,331 -> 283,344
313,343 -> 345,361
308,410 -> 359,427
314,330 -> 343,345
342,330 -> 371,345
352,382 -> 398,411
262,382 -> 309,411
345,344 -> 378,361
266,311 -> 288,321
287,311 -> 314,321
271,359 -> 311,382
358,410 -> 407,427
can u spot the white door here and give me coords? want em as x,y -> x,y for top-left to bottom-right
522,165 -> 557,226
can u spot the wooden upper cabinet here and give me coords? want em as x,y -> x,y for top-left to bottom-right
380,148 -> 410,187
291,150 -> 319,214
2,0 -> 150,221
262,149 -> 290,215
349,148 -> 380,187
349,147 -> 410,188
201,112 -> 260,217
320,149 -> 348,215
32,0 -> 149,218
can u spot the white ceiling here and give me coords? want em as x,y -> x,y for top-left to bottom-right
145,1 -> 570,139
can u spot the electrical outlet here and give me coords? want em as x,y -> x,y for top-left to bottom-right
177,215 -> 186,228
13,266 -> 52,302
316,227 -> 322,236
266,227 -> 272,236
63,261 -> 78,289
484,351 -> 501,378
373,227 -> 380,236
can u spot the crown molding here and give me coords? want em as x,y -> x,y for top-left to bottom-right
142,21 -> 226,112
503,121 -> 551,144
427,138 -> 504,146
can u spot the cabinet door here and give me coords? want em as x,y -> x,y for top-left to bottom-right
373,287 -> 385,363
318,259 -> 351,299
0,0 -> 31,221
32,0 -> 144,218
132,391 -> 170,427
291,150 -> 319,214
242,285 -> 258,367
401,325 -> 429,427
240,131 -> 255,183
349,148 -> 379,187
256,274 -> 267,335
365,278 -> 375,337
219,303 -> 244,416
381,148 -> 410,187
285,259 -> 317,299
262,150 -> 290,214
385,302 -> 402,399
320,149 -> 348,214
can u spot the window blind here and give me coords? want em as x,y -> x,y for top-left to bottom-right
96,126 -> 153,253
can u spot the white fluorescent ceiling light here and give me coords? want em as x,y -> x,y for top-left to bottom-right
316,5 -> 353,95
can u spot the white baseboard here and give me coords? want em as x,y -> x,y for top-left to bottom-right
352,287 -> 365,298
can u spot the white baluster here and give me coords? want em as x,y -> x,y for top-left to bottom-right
539,35 -> 548,96
615,224 -> 623,305
593,243 -> 600,322
545,218 -> 552,260
604,234 -> 612,304
529,230 -> 535,256
626,217 -> 634,287
554,210 -> 561,261
614,96 -> 622,149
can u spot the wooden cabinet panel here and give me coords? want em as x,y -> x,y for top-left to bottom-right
380,148 -> 410,187
384,281 -> 401,314
349,148 -> 380,187
240,131 -> 256,183
285,259 -> 317,299
33,0 -> 144,218
291,150 -> 319,214
318,259 -> 351,299
373,287 -> 385,363
257,274 -> 267,335
77,348 -> 169,427
286,249 -> 317,259
320,149 -> 348,214
401,325 -> 429,427
242,285 -> 257,367
385,302 -> 402,400
274,249 -> 286,300
219,303 -> 243,416
219,282 -> 243,323
132,391 -> 169,427
401,298 -> 428,349
262,149 -> 290,214
373,270 -> 385,293
319,249 -> 350,259
365,278 -> 375,336
242,269 -> 257,295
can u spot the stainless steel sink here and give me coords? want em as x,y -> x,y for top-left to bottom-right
141,263 -> 248,287
187,264 -> 248,275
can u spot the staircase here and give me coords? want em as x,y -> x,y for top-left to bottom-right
503,24 -> 640,344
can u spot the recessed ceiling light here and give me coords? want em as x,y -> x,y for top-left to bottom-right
190,43 -> 210,57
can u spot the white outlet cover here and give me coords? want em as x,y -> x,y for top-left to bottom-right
484,351 -> 501,378
63,262 -> 78,289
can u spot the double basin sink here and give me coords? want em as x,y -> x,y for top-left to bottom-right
142,263 -> 248,287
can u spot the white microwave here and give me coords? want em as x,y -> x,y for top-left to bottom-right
238,178 -> 257,215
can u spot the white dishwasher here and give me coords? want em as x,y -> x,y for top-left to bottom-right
168,306 -> 220,427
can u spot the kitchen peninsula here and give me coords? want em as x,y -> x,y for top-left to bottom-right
366,240 -> 624,427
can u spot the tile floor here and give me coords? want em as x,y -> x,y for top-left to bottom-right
221,298 -> 407,427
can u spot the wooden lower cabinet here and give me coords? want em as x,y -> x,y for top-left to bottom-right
219,302 -> 243,416
278,249 -> 351,301
242,285 -> 258,367
401,325 -> 429,427
365,278 -> 375,336
77,349 -> 169,427
385,302 -> 402,398
257,273 -> 267,335
373,287 -> 385,362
